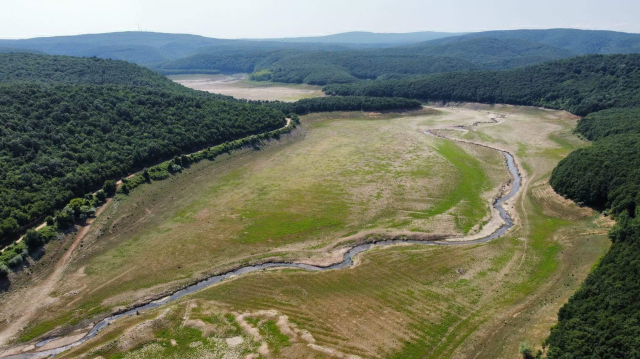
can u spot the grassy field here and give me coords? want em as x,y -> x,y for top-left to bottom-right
2,104 -> 611,359
2,108 -> 509,348
169,74 -> 325,101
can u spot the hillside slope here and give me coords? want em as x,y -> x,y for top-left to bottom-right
324,54 -> 640,115
0,53 -> 179,88
0,31 -> 359,64
425,28 -> 640,55
403,37 -> 575,69
153,37 -> 579,81
0,84 -> 286,242
264,31 -> 463,45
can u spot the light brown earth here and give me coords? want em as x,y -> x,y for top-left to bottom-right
170,74 -> 325,102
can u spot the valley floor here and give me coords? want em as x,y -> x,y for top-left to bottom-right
169,74 -> 325,102
0,104 -> 611,359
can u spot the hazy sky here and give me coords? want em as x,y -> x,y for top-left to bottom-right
1,0 -> 639,39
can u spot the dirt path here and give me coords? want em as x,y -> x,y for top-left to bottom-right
0,198 -> 112,347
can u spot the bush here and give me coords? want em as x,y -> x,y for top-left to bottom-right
45,216 -> 54,226
95,190 -> 106,203
0,263 -> 9,277
103,180 -> 117,197
38,226 -> 58,243
68,198 -> 84,216
519,342 -> 534,359
23,229 -> 43,251
55,207 -> 75,230
7,254 -> 24,268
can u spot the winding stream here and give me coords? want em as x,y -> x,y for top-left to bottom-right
5,128 -> 521,359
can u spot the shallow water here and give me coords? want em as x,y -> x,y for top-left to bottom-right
6,135 -> 521,359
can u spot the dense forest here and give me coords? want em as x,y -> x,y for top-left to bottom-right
394,37 -> 574,69
155,49 -> 479,85
152,38 -> 577,85
0,53 -> 423,247
324,54 -> 640,116
0,84 -> 286,241
3,29 -> 640,67
0,53 -> 180,89
151,31 -> 640,84
575,107 -> 640,141
542,61 -> 640,356
255,96 -> 422,114
437,29 -> 640,55
550,134 -> 640,215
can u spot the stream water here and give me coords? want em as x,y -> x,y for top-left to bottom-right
5,135 -> 521,359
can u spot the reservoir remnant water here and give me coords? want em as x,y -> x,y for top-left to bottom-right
5,132 -> 521,359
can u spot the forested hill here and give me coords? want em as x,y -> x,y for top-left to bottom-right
152,37 -> 578,84
575,107 -> 640,141
0,53 -> 424,245
153,50 -> 480,85
0,53 -> 180,89
427,29 -> 640,55
401,37 -> 575,69
0,84 -> 286,242
324,54 -> 640,116
0,31 -> 356,65
546,108 -> 640,357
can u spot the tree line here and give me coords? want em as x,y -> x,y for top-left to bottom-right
253,96 -> 422,114
324,54 -> 640,116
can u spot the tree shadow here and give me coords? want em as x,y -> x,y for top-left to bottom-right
0,277 -> 10,292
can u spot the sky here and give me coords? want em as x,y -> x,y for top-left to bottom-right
1,0 -> 639,39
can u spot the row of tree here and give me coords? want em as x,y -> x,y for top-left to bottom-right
253,96 -> 422,114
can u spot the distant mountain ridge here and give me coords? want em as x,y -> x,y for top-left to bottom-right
423,28 -> 640,54
2,29 -> 640,80
0,31 -> 356,65
259,31 -> 464,44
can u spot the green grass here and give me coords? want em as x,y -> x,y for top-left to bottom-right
258,320 -> 291,354
411,140 -> 490,233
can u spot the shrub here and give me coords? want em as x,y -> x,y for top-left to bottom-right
519,342 -> 534,359
45,216 -> 54,226
95,190 -> 106,203
38,226 -> 58,243
55,207 -> 75,230
68,198 -> 84,216
0,263 -> 9,277
23,229 -> 43,251
103,180 -> 117,197
7,254 -> 24,268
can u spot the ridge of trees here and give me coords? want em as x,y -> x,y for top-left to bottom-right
575,107 -> 640,141
0,53 -> 180,89
324,54 -> 640,116
253,96 -> 422,114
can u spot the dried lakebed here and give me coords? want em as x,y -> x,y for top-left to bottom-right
5,125 -> 522,359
